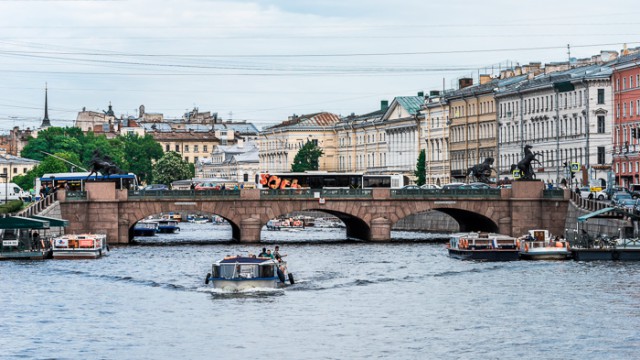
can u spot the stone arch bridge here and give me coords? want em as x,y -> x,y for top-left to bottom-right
58,182 -> 569,244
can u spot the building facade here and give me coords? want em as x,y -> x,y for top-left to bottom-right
497,64 -> 615,187
612,51 -> 640,187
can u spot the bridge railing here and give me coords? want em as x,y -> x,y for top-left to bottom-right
542,189 -> 565,199
391,188 -> 502,198
127,189 -> 241,198
260,189 -> 373,198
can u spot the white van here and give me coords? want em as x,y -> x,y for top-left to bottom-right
0,183 -> 32,203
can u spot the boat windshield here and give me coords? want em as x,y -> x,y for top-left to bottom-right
216,260 -> 276,279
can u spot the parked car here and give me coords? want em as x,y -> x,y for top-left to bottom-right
401,185 -> 421,190
442,182 -> 466,189
461,182 -> 492,189
579,186 -> 607,200
611,192 -> 633,206
604,186 -> 630,199
143,184 -> 169,192
420,184 -> 442,189
617,198 -> 637,212
629,184 -> 640,199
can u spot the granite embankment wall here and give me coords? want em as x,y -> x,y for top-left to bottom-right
565,196 -> 628,238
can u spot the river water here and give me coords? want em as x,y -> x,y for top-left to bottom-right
2,222 -> 640,359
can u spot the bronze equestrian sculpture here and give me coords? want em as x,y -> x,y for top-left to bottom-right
467,157 -> 494,183
511,145 -> 542,180
86,149 -> 122,179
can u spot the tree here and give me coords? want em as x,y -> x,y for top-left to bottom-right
291,141 -> 324,172
12,151 -> 81,191
414,149 -> 426,186
152,151 -> 193,185
118,133 -> 164,184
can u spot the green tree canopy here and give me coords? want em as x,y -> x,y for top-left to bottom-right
414,149 -> 426,186
291,141 -> 324,172
152,151 -> 193,185
12,151 -> 81,191
118,133 -> 163,184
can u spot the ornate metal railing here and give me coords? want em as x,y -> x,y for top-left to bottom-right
391,188 -> 502,198
127,189 -> 241,199
542,189 -> 565,199
260,189 -> 373,199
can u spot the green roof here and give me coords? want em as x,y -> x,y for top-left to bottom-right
0,216 -> 50,229
577,207 -> 640,223
395,96 -> 423,116
30,215 -> 68,227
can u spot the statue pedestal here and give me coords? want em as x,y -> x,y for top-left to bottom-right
512,180 -> 544,198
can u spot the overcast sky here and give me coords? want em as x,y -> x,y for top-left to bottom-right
0,0 -> 637,132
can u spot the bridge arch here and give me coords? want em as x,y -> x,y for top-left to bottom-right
431,208 -> 498,233
261,208 -> 371,241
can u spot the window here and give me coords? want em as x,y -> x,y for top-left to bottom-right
165,144 -> 170,152
632,101 -> 635,117
597,115 -> 605,133
597,147 -> 605,164
597,89 -> 605,104
185,145 -> 190,152
623,77 -> 627,90
194,156 -> 198,163
175,145 -> 180,152
185,157 -> 189,162
194,145 -> 199,152
204,145 -> 208,152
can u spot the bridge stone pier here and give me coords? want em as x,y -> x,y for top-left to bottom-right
58,181 -> 569,244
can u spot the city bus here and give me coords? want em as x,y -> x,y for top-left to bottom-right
256,172 -> 408,189
36,172 -> 139,192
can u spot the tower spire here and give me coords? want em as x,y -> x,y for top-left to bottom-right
40,83 -> 51,128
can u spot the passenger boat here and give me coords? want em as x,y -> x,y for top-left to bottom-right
266,218 -> 305,231
205,256 -> 294,291
447,232 -> 519,261
133,220 -> 158,236
571,238 -> 640,261
51,234 -> 108,260
155,219 -> 180,233
518,229 -> 570,260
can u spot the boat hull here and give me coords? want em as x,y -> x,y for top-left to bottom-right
133,229 -> 157,236
0,250 -> 51,260
212,278 -> 279,291
52,249 -> 105,260
448,248 -> 519,261
157,227 -> 179,233
571,248 -> 640,261
519,249 -> 570,260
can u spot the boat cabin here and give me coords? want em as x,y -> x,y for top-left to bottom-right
212,257 -> 278,280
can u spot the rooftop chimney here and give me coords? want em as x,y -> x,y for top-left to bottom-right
479,74 -> 492,85
458,77 -> 473,89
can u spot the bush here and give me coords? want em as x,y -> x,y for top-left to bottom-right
0,200 -> 24,214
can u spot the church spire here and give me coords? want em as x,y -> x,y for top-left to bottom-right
40,83 -> 51,128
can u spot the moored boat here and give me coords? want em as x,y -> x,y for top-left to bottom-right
447,232 -> 519,261
155,219 -> 180,233
266,218 -> 304,231
205,256 -> 294,291
51,234 -> 108,260
133,220 -> 158,236
0,228 -> 51,260
571,238 -> 640,261
518,229 -> 570,260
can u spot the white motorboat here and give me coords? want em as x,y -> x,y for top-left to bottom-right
518,229 -> 570,260
51,234 -> 108,260
205,256 -> 294,291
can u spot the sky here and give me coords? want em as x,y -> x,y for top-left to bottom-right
0,0 -> 638,132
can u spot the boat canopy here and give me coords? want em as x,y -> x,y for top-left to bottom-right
30,215 -> 69,227
0,216 -> 49,229
577,207 -> 640,223
219,256 -> 274,264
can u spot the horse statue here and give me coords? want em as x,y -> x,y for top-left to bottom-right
86,149 -> 122,179
511,144 -> 542,181
467,157 -> 494,183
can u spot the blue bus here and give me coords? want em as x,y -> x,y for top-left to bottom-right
36,172 -> 139,192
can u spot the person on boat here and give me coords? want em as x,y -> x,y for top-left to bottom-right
258,247 -> 268,257
274,245 -> 286,258
265,249 -> 274,259
275,254 -> 287,273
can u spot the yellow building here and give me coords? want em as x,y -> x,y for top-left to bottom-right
259,112 -> 340,172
